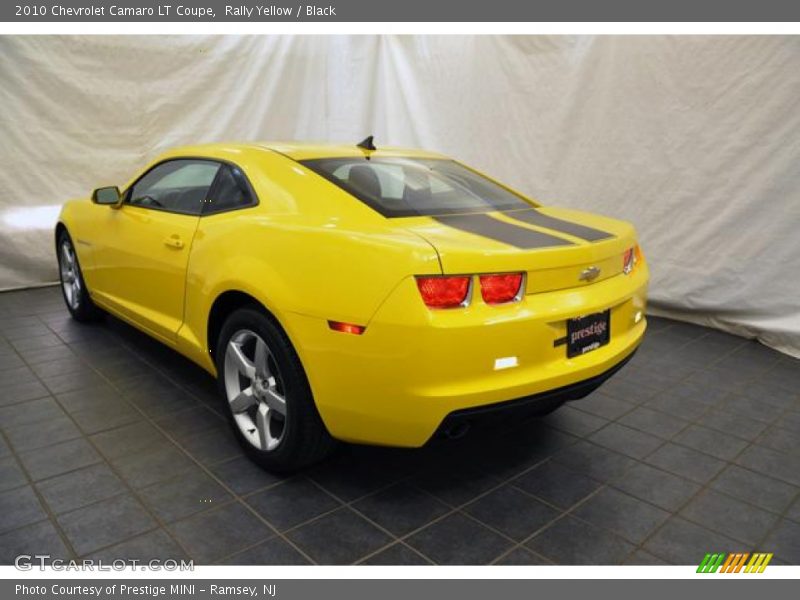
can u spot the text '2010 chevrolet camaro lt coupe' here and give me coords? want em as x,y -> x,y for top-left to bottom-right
56,138 -> 648,471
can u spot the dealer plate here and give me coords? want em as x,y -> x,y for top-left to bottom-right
567,310 -> 610,358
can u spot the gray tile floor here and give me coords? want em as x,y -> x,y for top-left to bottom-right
1,286 -> 799,565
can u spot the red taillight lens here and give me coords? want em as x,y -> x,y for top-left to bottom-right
623,248 -> 634,273
479,273 -> 524,304
623,245 -> 642,275
328,321 -> 366,335
416,276 -> 471,309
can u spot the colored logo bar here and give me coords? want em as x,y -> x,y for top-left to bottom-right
697,552 -> 773,573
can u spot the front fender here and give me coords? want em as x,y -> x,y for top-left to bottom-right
56,198 -> 97,274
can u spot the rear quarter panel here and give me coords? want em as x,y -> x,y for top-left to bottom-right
177,150 -> 442,374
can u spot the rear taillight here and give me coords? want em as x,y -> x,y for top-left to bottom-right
415,276 -> 471,309
479,273 -> 524,304
623,245 -> 642,275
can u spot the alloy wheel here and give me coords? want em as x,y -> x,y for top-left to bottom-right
223,329 -> 288,451
59,240 -> 81,310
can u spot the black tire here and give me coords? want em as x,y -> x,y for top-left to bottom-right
215,306 -> 336,473
56,229 -> 104,322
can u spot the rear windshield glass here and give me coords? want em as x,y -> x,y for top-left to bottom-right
300,157 -> 532,218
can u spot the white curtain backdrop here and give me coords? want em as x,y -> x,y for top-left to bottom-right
1,35 -> 798,356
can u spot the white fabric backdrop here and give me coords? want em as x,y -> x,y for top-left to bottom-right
1,35 -> 798,356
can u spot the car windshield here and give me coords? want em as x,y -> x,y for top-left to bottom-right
300,157 -> 532,218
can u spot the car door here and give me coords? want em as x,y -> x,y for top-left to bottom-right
89,159 -> 222,344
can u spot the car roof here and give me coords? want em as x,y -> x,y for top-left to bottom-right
259,141 -> 447,161
158,141 -> 448,162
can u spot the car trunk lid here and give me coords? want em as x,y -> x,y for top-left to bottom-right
395,207 -> 637,294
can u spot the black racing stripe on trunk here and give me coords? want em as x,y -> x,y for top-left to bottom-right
505,209 -> 614,242
433,214 -> 574,249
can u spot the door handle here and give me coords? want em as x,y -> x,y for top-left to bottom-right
164,234 -> 185,250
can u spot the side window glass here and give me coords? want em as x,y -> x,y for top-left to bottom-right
127,160 -> 220,215
204,164 -> 254,214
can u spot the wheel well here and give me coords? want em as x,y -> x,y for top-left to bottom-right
54,223 -> 66,248
207,291 -> 271,360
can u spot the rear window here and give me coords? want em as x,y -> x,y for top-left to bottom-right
300,157 -> 532,218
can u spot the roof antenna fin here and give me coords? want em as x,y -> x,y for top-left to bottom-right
357,135 -> 376,151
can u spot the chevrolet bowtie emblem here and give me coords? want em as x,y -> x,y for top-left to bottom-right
579,266 -> 601,282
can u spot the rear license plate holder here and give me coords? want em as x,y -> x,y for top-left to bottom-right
567,310 -> 610,358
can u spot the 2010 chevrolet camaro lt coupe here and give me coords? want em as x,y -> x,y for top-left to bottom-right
55,139 -> 648,471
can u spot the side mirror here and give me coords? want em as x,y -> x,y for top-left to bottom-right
91,186 -> 121,206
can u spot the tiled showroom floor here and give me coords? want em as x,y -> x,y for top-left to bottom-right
1,286 -> 799,566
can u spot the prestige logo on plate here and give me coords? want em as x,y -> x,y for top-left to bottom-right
570,320 -> 608,345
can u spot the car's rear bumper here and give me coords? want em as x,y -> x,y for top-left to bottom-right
283,265 -> 648,447
435,348 -> 637,438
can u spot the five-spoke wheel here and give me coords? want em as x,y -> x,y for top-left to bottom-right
224,329 -> 288,451
56,230 -> 102,322
59,239 -> 82,311
216,306 -> 335,472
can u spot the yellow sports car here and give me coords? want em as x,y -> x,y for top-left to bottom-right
56,138 -> 648,471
